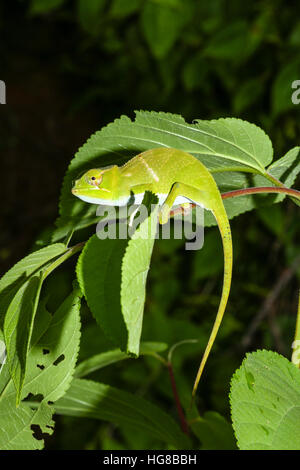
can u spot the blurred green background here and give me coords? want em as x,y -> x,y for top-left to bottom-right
0,0 -> 299,449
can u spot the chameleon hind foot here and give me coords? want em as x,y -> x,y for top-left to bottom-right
159,204 -> 171,225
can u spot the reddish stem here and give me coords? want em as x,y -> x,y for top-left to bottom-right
169,186 -> 300,218
167,362 -> 189,435
221,186 -> 300,200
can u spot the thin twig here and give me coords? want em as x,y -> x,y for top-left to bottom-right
167,361 -> 189,435
292,291 -> 300,367
268,305 -> 285,354
240,255 -> 300,350
221,186 -> 300,201
169,185 -> 300,218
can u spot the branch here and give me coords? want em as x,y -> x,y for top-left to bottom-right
169,186 -> 300,219
221,186 -> 300,201
167,361 -> 189,435
240,255 -> 300,350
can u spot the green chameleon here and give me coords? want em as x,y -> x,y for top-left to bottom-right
72,148 -> 233,398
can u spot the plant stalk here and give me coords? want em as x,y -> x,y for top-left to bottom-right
292,291 -> 300,368
167,361 -> 189,435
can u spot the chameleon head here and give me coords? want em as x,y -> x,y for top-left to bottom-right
72,166 -> 119,204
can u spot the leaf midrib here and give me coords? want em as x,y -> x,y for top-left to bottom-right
134,115 -> 268,169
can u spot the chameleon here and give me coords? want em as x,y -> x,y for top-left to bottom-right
72,148 -> 233,398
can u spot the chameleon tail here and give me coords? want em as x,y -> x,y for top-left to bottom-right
192,205 -> 233,399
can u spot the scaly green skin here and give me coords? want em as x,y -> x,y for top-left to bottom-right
72,148 -> 233,397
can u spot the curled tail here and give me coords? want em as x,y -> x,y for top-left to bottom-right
192,204 -> 233,399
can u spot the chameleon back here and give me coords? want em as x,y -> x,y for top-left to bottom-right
120,148 -> 219,197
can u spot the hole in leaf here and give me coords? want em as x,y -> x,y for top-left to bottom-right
22,392 -> 44,403
43,349 -> 50,355
31,424 -> 51,441
22,393 -> 44,411
53,354 -> 65,366
37,364 -> 45,370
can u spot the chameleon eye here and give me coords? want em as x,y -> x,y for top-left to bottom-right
88,174 -> 102,186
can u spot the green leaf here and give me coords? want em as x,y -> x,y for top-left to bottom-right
0,288 -> 81,449
110,0 -> 142,18
207,145 -> 300,226
55,378 -> 190,449
289,22 -> 300,46
230,350 -> 300,450
233,78 -> 264,114
121,198 -> 159,355
57,110 -> 277,236
267,146 -> 300,202
77,194 -> 158,355
29,0 -> 65,15
190,411 -> 237,450
25,287 -> 82,401
77,234 -> 129,349
74,341 -> 167,378
0,243 -> 66,330
0,243 -> 81,403
140,0 -> 192,59
77,0 -> 107,35
190,116 -> 272,170
182,55 -> 209,92
4,274 -> 44,404
204,21 -> 254,62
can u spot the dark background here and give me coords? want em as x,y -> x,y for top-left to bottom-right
0,0 -> 299,449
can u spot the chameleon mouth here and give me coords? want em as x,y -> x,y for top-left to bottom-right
72,187 -> 103,194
